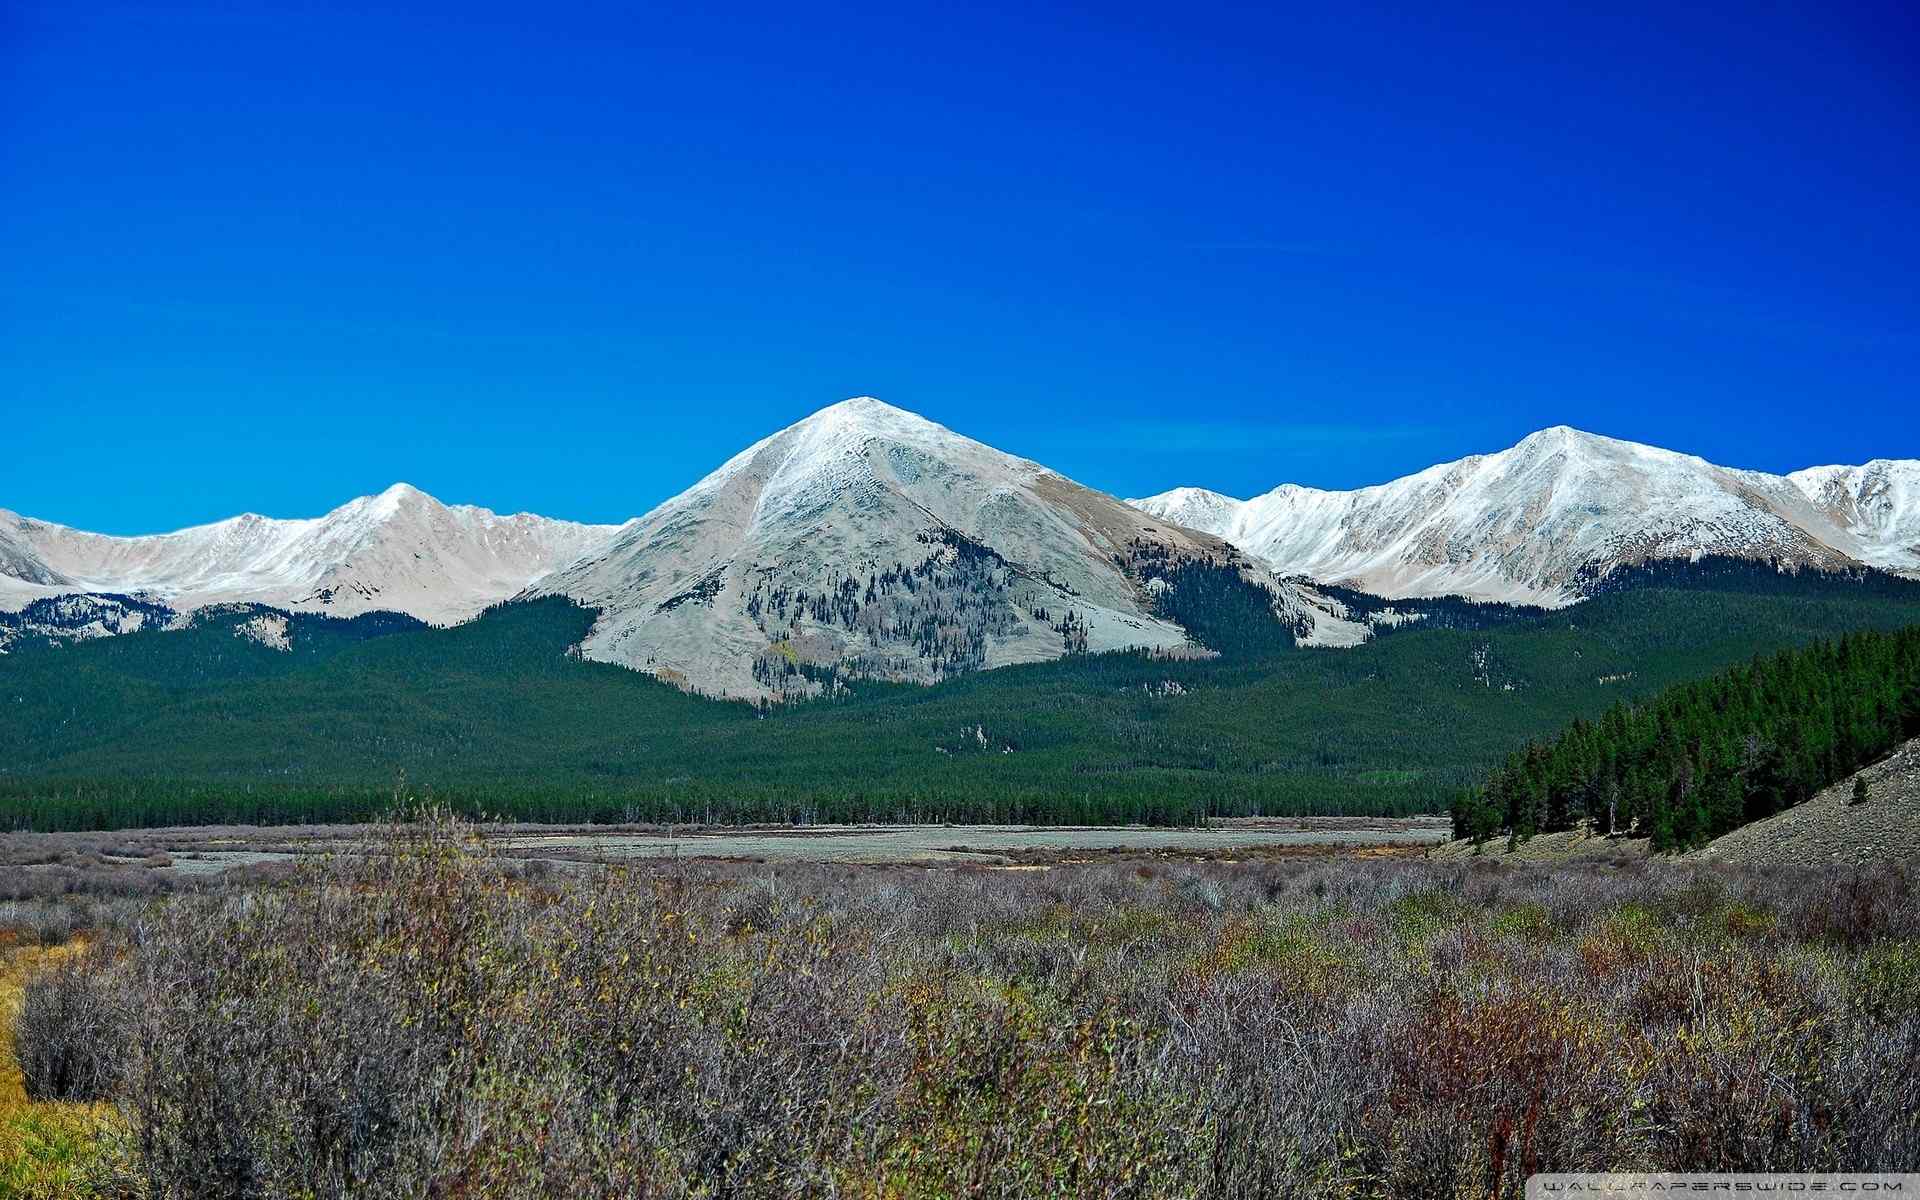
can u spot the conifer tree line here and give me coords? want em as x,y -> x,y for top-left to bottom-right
1124,541 -> 1306,659
1452,626 -> 1920,851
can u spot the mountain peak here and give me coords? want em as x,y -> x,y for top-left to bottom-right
1162,485 -> 1241,504
730,397 -> 989,491
792,396 -> 943,436
1513,424 -> 1604,451
2,484 -> 618,625
1499,426 -> 1696,475
534,396 -> 1259,698
371,481 -> 435,509
821,394 -> 894,413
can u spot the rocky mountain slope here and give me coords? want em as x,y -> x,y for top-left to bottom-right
0,485 -> 619,626
1787,461 -> 1920,575
529,398 -> 1359,697
1690,736 -> 1920,868
1133,428 -> 1920,606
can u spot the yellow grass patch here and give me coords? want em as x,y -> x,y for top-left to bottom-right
0,940 -> 126,1200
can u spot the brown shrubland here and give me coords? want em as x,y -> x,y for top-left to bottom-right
11,814 -> 1920,1197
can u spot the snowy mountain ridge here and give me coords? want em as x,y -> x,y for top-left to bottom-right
5,402 -> 1913,693
1130,426 -> 1920,606
0,483 -> 620,625
0,400 -> 1361,693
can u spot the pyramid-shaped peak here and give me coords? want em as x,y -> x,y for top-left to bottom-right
373,481 -> 442,506
798,396 -> 938,428
1504,425 -> 1671,465
1514,424 -> 1602,449
1163,486 -> 1241,503
358,481 -> 447,517
825,395 -> 895,412
771,397 -> 978,454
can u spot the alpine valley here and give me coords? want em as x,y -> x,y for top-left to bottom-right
4,397 -> 1918,830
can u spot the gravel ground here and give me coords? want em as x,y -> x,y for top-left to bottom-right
163,850 -> 303,877
495,819 -> 1451,865
0,816 -> 1452,878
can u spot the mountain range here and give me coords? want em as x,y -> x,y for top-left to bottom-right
4,398 -> 1915,696
1133,427 -> 1919,606
0,484 -> 614,624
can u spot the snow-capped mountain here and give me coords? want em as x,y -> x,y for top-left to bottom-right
0,484 -> 620,625
1787,460 -> 1920,575
529,397 -> 1358,697
1131,427 -> 1920,606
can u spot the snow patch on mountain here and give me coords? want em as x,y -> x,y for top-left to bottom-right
234,612 -> 292,651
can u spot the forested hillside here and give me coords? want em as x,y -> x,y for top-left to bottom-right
5,570 -> 1920,831
1455,626 -> 1920,851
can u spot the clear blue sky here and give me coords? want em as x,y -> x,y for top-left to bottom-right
4,1 -> 1916,533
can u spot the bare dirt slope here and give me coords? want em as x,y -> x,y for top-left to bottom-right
1691,735 -> 1920,868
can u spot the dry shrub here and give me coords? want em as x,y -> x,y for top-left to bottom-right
18,816 -> 1920,1198
15,952 -> 125,1104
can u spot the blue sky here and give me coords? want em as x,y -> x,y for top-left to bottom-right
4,1 -> 1916,533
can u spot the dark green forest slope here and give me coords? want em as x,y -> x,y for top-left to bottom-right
1456,626 -> 1920,851
4,568 -> 1920,830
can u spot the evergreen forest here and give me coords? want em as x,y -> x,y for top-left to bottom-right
4,561 -> 1919,832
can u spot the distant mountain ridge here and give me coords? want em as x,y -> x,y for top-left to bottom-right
0,484 -> 619,625
1132,427 -> 1920,606
0,400 -> 1365,694
4,403 -> 1914,693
